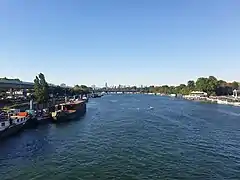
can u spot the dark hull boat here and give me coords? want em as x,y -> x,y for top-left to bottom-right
24,117 -> 38,128
35,109 -> 52,125
19,111 -> 37,129
36,115 -> 52,125
0,123 -> 25,139
51,100 -> 86,123
52,110 -> 78,122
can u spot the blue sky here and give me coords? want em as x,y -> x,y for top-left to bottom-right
0,0 -> 239,87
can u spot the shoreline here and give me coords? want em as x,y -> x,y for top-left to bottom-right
182,96 -> 240,107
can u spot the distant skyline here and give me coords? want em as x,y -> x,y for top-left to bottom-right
1,0 -> 240,87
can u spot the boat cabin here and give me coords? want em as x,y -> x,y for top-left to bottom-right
55,103 -> 75,111
10,115 -> 28,125
7,109 -> 21,116
0,111 -> 10,131
53,100 -> 85,112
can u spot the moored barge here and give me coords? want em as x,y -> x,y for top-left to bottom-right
51,100 -> 86,123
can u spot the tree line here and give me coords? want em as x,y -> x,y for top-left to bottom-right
141,76 -> 239,96
21,73 -> 240,104
98,76 -> 239,96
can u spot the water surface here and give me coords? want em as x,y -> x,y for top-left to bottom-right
0,94 -> 240,179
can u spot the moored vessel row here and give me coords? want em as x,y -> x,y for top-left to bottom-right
0,99 -> 86,141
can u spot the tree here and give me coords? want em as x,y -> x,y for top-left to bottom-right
196,77 -> 208,92
80,85 -> 90,94
73,85 -> 90,95
52,86 -> 66,97
232,81 -> 239,90
34,73 -> 49,103
217,80 -> 226,86
73,85 -> 81,94
132,86 -> 137,91
96,75 -> 238,96
206,76 -> 218,96
187,80 -> 195,90
195,76 -> 217,95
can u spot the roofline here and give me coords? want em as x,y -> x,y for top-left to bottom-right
0,80 -> 71,88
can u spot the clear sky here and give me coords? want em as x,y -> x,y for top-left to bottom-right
0,0 -> 239,87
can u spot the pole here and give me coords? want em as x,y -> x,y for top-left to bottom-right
30,99 -> 33,110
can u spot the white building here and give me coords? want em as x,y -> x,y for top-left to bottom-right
6,90 -> 24,95
184,91 -> 208,99
233,89 -> 240,98
190,91 -> 208,97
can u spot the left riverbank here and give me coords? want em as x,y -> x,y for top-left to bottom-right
0,73 -> 91,141
0,97 -> 87,141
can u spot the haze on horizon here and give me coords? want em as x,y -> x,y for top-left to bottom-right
0,0 -> 239,87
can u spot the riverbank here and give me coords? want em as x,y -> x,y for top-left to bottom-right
183,95 -> 240,106
141,92 -> 240,107
1,98 -> 66,111
0,98 -> 87,141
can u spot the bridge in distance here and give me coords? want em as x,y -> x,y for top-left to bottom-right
95,88 -> 138,94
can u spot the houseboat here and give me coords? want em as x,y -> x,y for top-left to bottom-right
51,100 -> 86,123
0,111 -> 27,140
7,109 -> 36,129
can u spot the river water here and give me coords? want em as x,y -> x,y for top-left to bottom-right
0,94 -> 240,180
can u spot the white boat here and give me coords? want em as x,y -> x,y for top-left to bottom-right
0,111 -> 27,140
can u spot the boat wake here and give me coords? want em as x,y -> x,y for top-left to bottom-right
218,110 -> 240,116
148,106 -> 154,110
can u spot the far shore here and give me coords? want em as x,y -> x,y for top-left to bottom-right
182,95 -> 240,107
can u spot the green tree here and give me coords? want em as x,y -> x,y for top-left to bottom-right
217,80 -> 226,86
80,85 -> 90,94
34,73 -> 49,103
196,77 -> 207,91
192,76 -> 218,95
232,81 -> 239,90
207,76 -> 218,95
187,80 -> 195,90
73,85 -> 81,94
52,86 -> 66,96
73,85 -> 90,95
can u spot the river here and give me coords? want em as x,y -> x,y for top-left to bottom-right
0,94 -> 240,179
